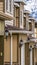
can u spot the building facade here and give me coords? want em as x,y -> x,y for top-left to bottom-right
0,0 -> 14,65
4,1 -> 35,65
0,0 -> 36,65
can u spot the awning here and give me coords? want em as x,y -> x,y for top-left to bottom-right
9,30 -> 33,34
0,12 -> 14,20
14,0 -> 26,5
30,38 -> 37,42
14,3 -> 20,7
24,10 -> 30,14
5,25 -> 33,34
29,17 -> 35,21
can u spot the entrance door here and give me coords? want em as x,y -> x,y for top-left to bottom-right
0,36 -> 4,65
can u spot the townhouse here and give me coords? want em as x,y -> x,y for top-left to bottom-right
28,16 -> 35,65
0,0 -> 36,65
23,10 -> 35,65
31,21 -> 37,65
5,1 -> 35,65
34,21 -> 37,65
0,0 -> 14,65
5,0 -> 27,65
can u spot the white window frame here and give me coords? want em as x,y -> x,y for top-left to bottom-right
5,0 -> 13,15
20,10 -> 23,29
5,0 -> 14,26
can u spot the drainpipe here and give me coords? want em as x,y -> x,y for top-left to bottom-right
10,32 -> 12,65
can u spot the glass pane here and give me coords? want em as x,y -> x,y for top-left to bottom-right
6,0 -> 8,11
20,11 -> 22,25
24,18 -> 26,29
16,8 -> 19,17
9,0 -> 11,12
16,17 -> 19,27
13,35 -> 17,62
29,22 -> 32,31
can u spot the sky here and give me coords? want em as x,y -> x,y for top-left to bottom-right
25,0 -> 37,20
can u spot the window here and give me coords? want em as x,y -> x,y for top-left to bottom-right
16,17 -> 19,27
16,8 -> 19,17
16,8 -> 19,27
24,18 -> 26,29
5,0 -> 12,13
29,22 -> 32,31
34,28 -> 37,38
20,11 -> 22,25
14,7 -> 19,27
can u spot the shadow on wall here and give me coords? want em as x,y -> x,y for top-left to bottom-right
35,62 -> 37,65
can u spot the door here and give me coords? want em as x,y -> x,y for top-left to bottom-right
0,36 -> 4,65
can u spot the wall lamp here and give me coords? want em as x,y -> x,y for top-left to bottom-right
5,29 -> 9,40
29,45 -> 32,51
19,39 -> 23,47
34,43 -> 37,48
27,34 -> 30,41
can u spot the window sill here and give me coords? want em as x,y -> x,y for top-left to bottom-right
5,12 -> 13,17
0,12 -> 14,20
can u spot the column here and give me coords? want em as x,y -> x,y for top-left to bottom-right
32,21 -> 34,32
10,33 -> 13,65
30,47 -> 32,65
26,14 -> 29,30
34,47 -> 36,65
21,43 -> 25,65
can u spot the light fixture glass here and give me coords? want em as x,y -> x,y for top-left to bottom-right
19,39 -> 23,47
5,29 -> 9,39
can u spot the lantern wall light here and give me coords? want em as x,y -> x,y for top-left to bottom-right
5,29 -> 9,40
19,39 -> 23,47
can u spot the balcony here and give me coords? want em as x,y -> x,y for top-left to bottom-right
14,0 -> 26,5
0,12 -> 14,20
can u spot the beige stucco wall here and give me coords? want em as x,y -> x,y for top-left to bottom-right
34,28 -> 37,38
12,35 -> 17,62
12,34 -> 27,64
4,34 -> 27,64
29,42 -> 34,47
0,21 -> 4,35
19,34 -> 27,41
4,36 -> 11,62
18,34 -> 27,63
25,43 -> 30,65
35,48 -> 37,62
0,0 -> 3,12
34,48 -> 37,64
4,35 -> 18,63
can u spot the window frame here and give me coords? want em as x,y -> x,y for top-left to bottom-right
29,22 -> 32,31
24,17 -> 26,29
5,0 -> 13,14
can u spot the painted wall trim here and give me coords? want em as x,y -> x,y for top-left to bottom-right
9,30 -> 33,34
